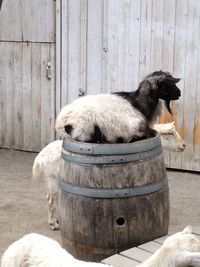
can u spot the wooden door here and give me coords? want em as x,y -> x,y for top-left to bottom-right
0,0 -> 56,151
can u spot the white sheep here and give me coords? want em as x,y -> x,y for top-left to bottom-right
1,226 -> 200,267
32,140 -> 62,230
154,121 -> 185,152
55,71 -> 181,143
0,233 -> 109,267
32,122 -> 185,230
139,225 -> 200,267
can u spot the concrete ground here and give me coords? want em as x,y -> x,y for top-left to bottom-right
0,148 -> 200,258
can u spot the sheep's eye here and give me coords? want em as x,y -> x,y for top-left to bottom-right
64,125 -> 73,134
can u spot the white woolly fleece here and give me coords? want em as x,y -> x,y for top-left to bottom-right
55,94 -> 147,142
1,233 -> 109,267
2,227 -> 200,267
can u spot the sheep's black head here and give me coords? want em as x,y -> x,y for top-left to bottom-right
147,71 -> 181,114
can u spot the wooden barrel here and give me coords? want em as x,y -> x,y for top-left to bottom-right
58,135 -> 169,262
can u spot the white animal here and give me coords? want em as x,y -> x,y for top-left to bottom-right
32,140 -> 62,230
139,226 -> 200,267
154,121 -> 185,152
1,226 -> 200,267
0,233 -> 109,267
32,123 -> 185,230
55,71 -> 181,143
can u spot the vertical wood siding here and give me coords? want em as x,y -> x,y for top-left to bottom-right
0,0 -> 56,151
0,0 -> 55,42
57,0 -> 200,171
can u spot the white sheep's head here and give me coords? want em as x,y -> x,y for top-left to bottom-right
146,71 -> 181,114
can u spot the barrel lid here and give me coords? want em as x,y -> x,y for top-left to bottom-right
62,135 -> 162,155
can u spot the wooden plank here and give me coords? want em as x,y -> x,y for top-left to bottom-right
181,0 -> 199,171
106,0 -> 120,92
0,0 -> 22,41
117,0 -> 130,91
0,0 -> 54,42
80,0 -> 88,98
150,0 -> 164,71
120,247 -> 152,263
128,0 -> 141,90
31,43 -> 42,151
49,43 -> 56,142
102,0 -> 108,93
159,0 -> 176,167
50,0 -> 56,42
139,0 -> 152,80
138,241 -> 162,253
153,235 -> 168,244
66,0 -> 81,104
0,42 -> 6,146
22,0 -> 54,43
5,42 -> 15,148
166,0 -> 187,170
102,254 -> 139,267
55,0 -> 61,119
87,0 -> 103,95
22,42 -> 32,150
40,43 -> 55,149
192,4 -> 200,170
14,43 -> 24,150
59,0 -> 68,108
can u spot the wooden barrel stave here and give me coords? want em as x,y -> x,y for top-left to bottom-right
59,136 -> 169,262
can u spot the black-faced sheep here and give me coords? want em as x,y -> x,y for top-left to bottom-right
55,71 -> 181,143
32,123 -> 185,230
1,226 -> 200,267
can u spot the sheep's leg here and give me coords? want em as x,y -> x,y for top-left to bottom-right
46,193 -> 59,230
171,128 -> 186,150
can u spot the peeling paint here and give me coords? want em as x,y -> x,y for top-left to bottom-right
179,117 -> 188,140
193,121 -> 200,145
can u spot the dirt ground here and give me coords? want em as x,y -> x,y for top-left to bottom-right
0,148 -> 200,258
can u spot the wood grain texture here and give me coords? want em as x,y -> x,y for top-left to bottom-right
0,43 -> 55,151
56,0 -> 200,171
59,140 -> 169,262
0,0 -> 56,151
0,0 -> 55,42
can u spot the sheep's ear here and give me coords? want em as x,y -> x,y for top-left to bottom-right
158,77 -> 181,84
166,77 -> 181,84
183,225 -> 193,234
138,80 -> 153,95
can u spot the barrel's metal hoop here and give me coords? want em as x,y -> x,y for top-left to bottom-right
62,135 -> 162,155
61,146 -> 162,165
59,178 -> 168,199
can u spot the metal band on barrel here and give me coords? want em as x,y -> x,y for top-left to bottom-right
62,135 -> 162,155
59,178 -> 168,199
61,146 -> 162,165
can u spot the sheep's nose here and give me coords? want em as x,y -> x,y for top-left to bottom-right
178,143 -> 186,151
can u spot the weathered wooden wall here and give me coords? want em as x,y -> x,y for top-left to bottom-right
0,0 -> 200,171
57,0 -> 200,172
0,0 -> 56,151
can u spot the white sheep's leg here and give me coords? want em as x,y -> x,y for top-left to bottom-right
171,127 -> 186,151
46,192 -> 59,230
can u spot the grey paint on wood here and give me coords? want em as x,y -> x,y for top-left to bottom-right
56,0 -> 200,172
0,1 -> 56,151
